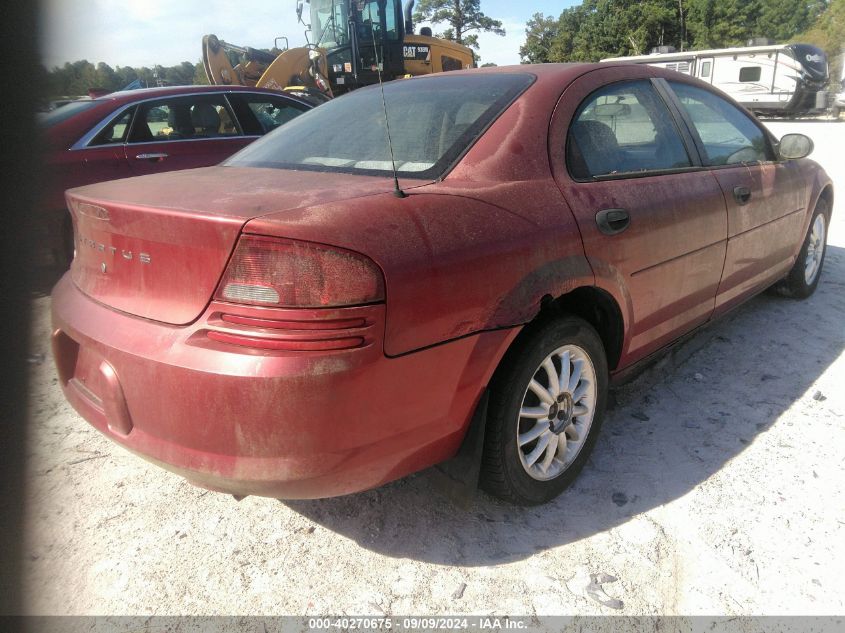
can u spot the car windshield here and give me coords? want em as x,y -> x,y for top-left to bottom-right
225,73 -> 534,179
39,100 -> 100,127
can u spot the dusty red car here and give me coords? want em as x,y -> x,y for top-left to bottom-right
39,85 -> 313,266
51,64 -> 832,505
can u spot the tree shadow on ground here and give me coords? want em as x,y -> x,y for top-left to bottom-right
285,245 -> 845,566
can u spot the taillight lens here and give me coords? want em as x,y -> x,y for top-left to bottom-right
216,235 -> 384,308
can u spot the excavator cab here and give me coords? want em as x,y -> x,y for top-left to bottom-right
203,0 -> 475,98
304,0 -> 406,93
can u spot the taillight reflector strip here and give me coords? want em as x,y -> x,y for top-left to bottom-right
220,314 -> 367,331
207,330 -> 365,351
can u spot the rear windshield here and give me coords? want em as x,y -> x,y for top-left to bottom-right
39,100 -> 100,127
225,73 -> 534,179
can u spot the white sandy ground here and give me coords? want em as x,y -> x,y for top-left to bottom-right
20,120 -> 845,617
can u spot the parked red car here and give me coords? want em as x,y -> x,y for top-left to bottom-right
51,64 -> 832,505
40,85 -> 313,266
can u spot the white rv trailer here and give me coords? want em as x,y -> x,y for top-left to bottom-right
602,43 -> 829,116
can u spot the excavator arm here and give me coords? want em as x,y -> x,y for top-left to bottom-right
202,34 -> 332,100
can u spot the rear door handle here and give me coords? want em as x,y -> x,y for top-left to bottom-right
135,153 -> 168,162
595,208 -> 630,235
733,186 -> 752,205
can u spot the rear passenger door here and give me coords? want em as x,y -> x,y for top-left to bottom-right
125,93 -> 253,176
550,67 -> 728,366
665,81 -> 806,314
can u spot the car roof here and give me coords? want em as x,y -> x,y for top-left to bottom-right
405,62 -> 679,84
412,62 -> 602,81
92,84 -> 311,106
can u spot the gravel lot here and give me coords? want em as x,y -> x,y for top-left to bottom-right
22,120 -> 845,616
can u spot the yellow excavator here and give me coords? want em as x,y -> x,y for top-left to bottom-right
202,0 -> 476,101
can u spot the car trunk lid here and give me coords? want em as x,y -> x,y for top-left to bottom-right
68,166 -> 409,325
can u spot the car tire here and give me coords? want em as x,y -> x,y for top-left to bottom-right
480,315 -> 608,505
772,198 -> 829,299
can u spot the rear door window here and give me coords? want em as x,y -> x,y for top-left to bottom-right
566,80 -> 691,180
669,81 -> 772,165
89,107 -> 135,146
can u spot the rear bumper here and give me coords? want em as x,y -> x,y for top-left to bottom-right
50,274 -> 517,498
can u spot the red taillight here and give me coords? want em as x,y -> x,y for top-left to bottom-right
216,235 -> 384,308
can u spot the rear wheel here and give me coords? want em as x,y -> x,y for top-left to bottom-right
772,199 -> 829,299
480,316 -> 608,505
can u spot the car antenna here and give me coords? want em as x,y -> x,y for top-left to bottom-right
368,12 -> 406,198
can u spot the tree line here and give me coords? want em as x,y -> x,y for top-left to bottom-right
42,60 -> 208,98
520,0 -> 839,64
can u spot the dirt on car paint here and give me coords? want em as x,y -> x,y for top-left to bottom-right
20,120 -> 845,616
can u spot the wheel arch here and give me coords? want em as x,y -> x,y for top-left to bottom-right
493,285 -> 625,377
543,286 -> 625,372
817,184 -> 833,218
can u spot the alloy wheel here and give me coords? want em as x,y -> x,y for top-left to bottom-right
804,213 -> 826,285
516,344 -> 597,481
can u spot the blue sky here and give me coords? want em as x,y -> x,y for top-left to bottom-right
41,0 -> 578,69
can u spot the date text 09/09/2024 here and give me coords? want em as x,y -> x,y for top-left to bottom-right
307,617 -> 527,630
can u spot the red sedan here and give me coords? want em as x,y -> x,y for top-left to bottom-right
51,64 -> 832,505
40,85 -> 313,266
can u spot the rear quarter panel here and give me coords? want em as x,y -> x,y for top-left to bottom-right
245,183 -> 594,356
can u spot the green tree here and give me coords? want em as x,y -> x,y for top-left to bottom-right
547,4 -> 589,61
797,0 -> 845,77
193,61 -> 210,85
686,0 -> 759,47
520,13 -> 558,63
756,0 -> 826,43
413,0 -> 505,50
685,0 -> 824,48
114,66 -> 140,89
94,62 -> 118,91
522,0 -> 828,64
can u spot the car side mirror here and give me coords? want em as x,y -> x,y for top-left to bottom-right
778,133 -> 813,160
